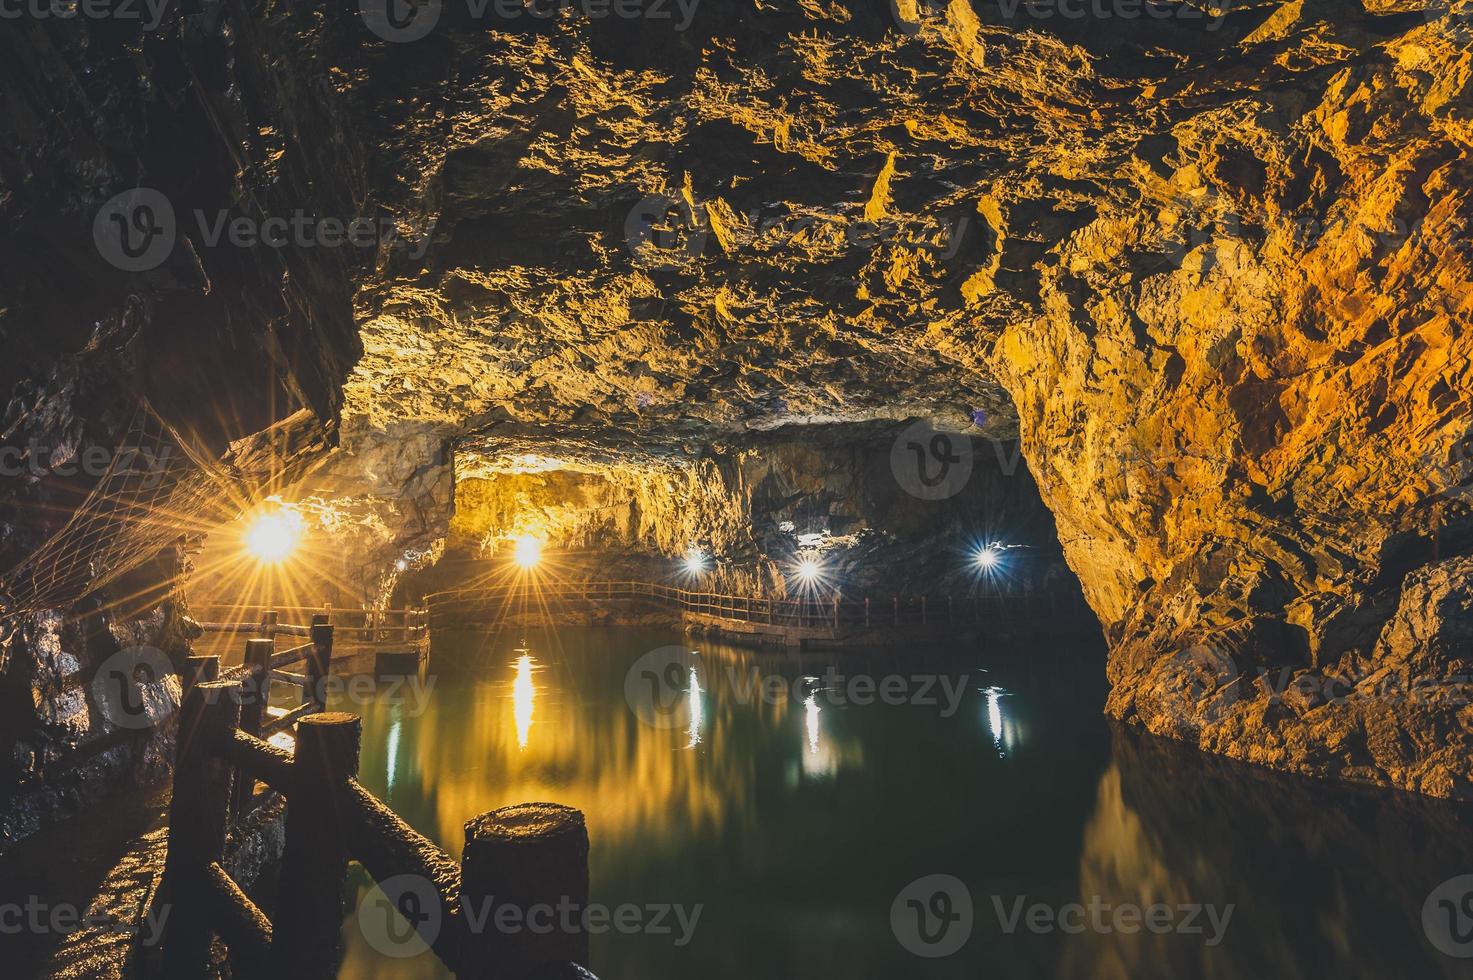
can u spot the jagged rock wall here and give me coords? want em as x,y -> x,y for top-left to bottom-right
0,5 -> 372,845
3,0 -> 1473,830
988,5 -> 1473,797
332,0 -> 1473,797
443,424 -> 1076,598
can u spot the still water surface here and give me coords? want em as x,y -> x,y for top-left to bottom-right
333,627 -> 1473,980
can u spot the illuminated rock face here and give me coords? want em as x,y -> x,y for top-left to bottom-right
3,3 -> 1473,804
335,5 -> 1473,795
440,425 -> 1074,599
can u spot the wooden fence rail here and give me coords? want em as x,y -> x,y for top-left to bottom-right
162,675 -> 596,978
425,580 -> 1068,631
195,604 -> 429,646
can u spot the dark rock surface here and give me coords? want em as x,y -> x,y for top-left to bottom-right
2,0 -> 1472,809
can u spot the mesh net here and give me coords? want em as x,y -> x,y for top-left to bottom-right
0,403 -> 229,624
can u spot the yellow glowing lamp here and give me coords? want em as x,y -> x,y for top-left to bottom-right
244,507 -> 305,564
512,534 -> 544,570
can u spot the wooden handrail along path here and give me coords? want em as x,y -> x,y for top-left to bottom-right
195,603 -> 429,647
161,618 -> 596,979
425,580 -> 1065,632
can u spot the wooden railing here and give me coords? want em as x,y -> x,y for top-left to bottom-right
182,618 -> 335,822
160,675 -> 597,979
194,604 -> 428,646
425,580 -> 1066,631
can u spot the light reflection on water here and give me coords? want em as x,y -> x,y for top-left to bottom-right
686,667 -> 703,749
333,627 -> 1473,980
512,652 -> 535,750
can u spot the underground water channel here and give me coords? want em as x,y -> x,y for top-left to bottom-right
307,624 -> 1469,980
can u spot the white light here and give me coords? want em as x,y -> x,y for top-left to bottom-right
244,507 -> 305,564
686,667 -> 703,748
512,535 -> 543,570
985,686 -> 1006,758
973,545 -> 1001,570
395,558 -> 408,572
795,557 -> 822,583
683,549 -> 707,574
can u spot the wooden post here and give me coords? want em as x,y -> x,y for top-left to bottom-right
260,609 -> 279,639
305,615 -> 334,711
833,595 -> 840,630
270,713 -> 361,978
239,639 -> 272,738
460,803 -> 590,980
864,597 -> 870,629
234,638 -> 273,816
161,680 -> 241,977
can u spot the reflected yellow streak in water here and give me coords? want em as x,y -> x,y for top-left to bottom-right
408,650 -> 747,854
513,654 -> 535,750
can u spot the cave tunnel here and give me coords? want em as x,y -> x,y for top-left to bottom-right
4,2 -> 1473,978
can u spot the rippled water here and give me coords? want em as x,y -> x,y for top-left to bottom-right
326,626 -> 1472,980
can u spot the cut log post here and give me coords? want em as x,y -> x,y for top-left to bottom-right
232,638 -> 273,817
305,615 -> 334,711
460,803 -> 590,980
161,680 -> 241,978
239,639 -> 273,738
270,712 -> 362,978
260,609 -> 279,639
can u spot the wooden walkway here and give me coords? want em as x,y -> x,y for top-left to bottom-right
154,615 -> 595,979
426,581 -> 1067,649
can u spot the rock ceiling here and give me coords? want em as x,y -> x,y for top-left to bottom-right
339,0 -> 1473,797
4,0 -> 1473,798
